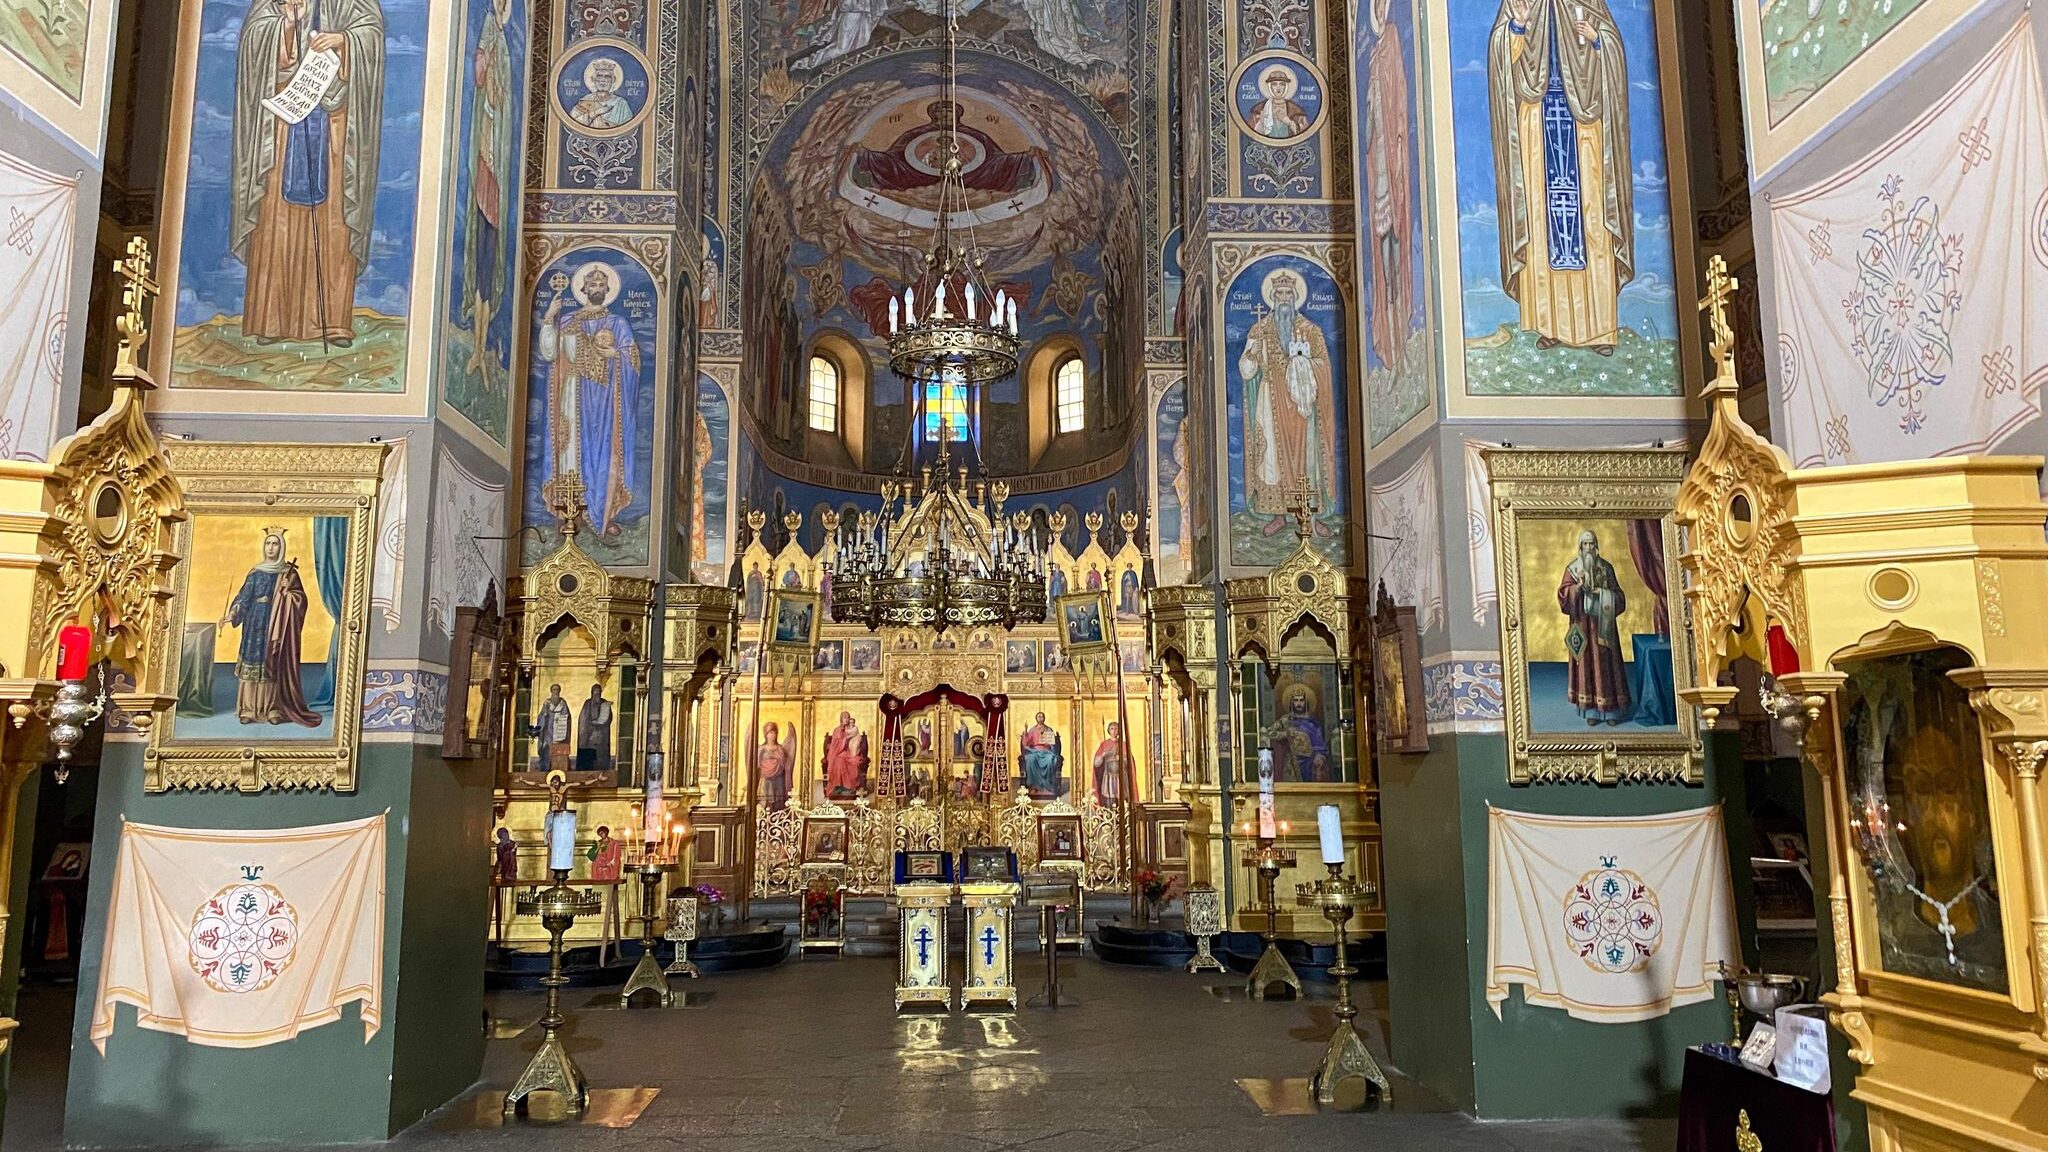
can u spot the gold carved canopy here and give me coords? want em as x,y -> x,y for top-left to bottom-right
1225,483 -> 1362,667
1,237 -> 185,716
514,532 -> 655,675
1674,256 -> 1808,697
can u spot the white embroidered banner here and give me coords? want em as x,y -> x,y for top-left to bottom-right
427,447 -> 507,636
90,814 -> 386,1052
1486,805 -> 1737,1024
1367,446 -> 1445,634
0,149 -> 77,462
1463,438 -> 1500,627
1768,20 -> 2046,468
372,437 -> 407,633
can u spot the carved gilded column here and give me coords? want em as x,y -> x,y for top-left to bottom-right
1961,674 -> 2048,1074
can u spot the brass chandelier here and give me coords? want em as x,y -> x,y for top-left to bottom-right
825,465 -> 1048,632
827,0 -> 1046,633
880,0 -> 1021,388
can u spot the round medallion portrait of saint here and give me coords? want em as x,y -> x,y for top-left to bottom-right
553,40 -> 653,137
1230,52 -> 1328,147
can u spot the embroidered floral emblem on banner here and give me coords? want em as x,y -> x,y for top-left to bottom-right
189,882 -> 300,994
1563,857 -> 1662,974
1844,176 -> 1964,436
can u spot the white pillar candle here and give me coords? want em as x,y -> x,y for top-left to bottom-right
644,754 -> 665,845
1256,748 -> 1277,838
1317,805 -> 1345,866
547,810 -> 579,872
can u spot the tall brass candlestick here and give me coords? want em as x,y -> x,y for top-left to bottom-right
504,869 -> 604,1118
1296,863 -> 1390,1110
1241,834 -> 1301,999
618,857 -> 675,1007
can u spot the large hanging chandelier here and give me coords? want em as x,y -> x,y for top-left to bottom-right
825,470 -> 1048,632
826,0 -> 1045,633
881,0 -> 1021,388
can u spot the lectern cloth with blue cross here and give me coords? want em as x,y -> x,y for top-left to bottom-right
959,848 -> 1020,1009
894,852 -> 956,1011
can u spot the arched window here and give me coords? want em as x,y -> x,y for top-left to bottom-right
924,366 -> 969,442
1055,356 -> 1085,433
807,354 -> 839,433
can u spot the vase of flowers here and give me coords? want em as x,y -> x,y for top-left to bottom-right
1135,869 -> 1179,925
694,884 -> 726,932
803,883 -> 839,940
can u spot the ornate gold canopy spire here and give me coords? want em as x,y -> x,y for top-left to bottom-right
543,473 -> 588,539
1698,253 -> 1739,402
112,235 -> 159,385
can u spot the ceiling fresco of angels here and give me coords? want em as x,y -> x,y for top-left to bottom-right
741,51 -> 1141,472
751,0 -> 1136,125
777,64 -> 1117,284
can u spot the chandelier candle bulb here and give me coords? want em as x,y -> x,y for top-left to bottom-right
547,809 -> 579,872
1318,805 -> 1345,866
57,623 -> 91,680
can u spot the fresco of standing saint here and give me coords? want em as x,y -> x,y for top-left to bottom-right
1362,0 -> 1413,375
537,263 -> 644,537
460,0 -> 515,380
231,0 -> 388,347
1488,0 -> 1632,354
1239,267 -> 1336,516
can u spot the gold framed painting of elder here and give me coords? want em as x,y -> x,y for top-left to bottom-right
1485,448 -> 1701,785
150,441 -> 388,793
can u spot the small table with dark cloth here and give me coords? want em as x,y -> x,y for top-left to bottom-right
1676,1046 -> 1836,1152
1628,633 -> 1675,727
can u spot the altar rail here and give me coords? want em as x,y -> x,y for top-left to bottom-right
752,794 -> 1124,896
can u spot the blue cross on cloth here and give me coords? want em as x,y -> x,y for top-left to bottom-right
980,925 -> 1000,967
914,924 -> 934,968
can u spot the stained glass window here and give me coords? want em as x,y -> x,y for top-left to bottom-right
924,368 -> 969,442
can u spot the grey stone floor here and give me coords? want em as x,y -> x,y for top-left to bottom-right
7,958 -> 1677,1151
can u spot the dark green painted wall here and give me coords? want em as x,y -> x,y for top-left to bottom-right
1383,729 -> 1744,1119
386,754 -> 493,1132
1379,735 -> 1477,1111
62,741 -> 488,1148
